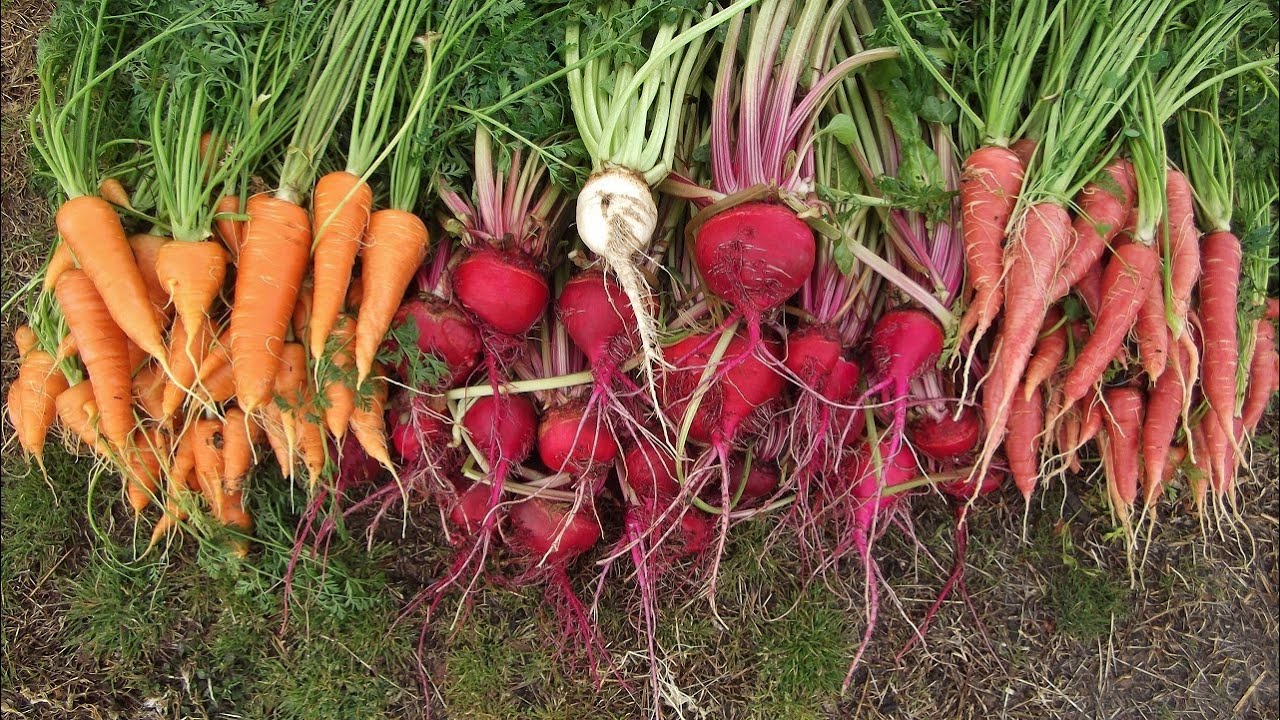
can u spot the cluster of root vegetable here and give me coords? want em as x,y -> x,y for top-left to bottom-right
6,0 -> 1278,702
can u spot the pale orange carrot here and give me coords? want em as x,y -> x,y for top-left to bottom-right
161,316 -> 213,420
350,372 -> 394,474
55,381 -> 107,455
98,178 -> 132,209
123,429 -> 165,513
42,241 -> 78,294
132,361 -> 167,421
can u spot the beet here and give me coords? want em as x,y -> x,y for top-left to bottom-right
693,202 -> 815,314
333,433 -> 382,488
453,247 -> 549,336
847,439 -> 921,517
388,394 -> 449,464
939,467 -> 1006,500
620,439 -> 679,501
448,483 -> 495,535
663,330 -> 785,444
784,324 -> 860,401
557,270 -> 638,367
509,498 -> 601,566
909,407 -> 981,461
870,307 -> 944,386
390,295 -> 482,386
461,393 -> 539,466
726,455 -> 779,503
536,402 -> 619,475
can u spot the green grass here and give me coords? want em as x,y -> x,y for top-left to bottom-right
0,450 -> 86,586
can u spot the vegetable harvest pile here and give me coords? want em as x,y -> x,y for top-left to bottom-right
5,0 -> 1278,706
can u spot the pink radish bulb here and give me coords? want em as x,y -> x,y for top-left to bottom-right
784,325 -> 860,401
693,203 -> 816,315
452,247 -> 549,336
509,498 -> 602,566
557,269 -> 639,367
620,438 -> 679,502
537,402 -> 619,474
870,307 -> 944,389
389,295 -> 482,387
848,439 -> 921,518
461,393 -> 539,467
909,407 -> 981,461
663,330 -> 785,445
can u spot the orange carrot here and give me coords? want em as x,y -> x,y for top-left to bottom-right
308,171 -> 373,358
132,361 -> 167,422
1135,272 -> 1169,380
292,276 -> 314,341
196,327 -> 232,384
355,209 -> 429,384
1007,383 -> 1044,502
346,276 -> 364,313
197,357 -> 237,405
1163,169 -> 1200,337
98,178 -> 132,209
1198,230 -> 1243,448
17,350 -> 67,462
957,147 -> 1026,340
54,270 -> 134,449
1052,158 -> 1137,300
350,373 -> 394,474
213,195 -> 246,260
129,233 -> 175,320
222,407 -> 260,496
55,381 -> 106,455
229,195 -> 311,413
1023,307 -> 1067,400
53,333 -> 77,365
155,240 -> 228,347
192,418 -> 225,513
14,325 -> 37,357
258,403 -> 292,477
162,316 -> 213,420
7,382 -> 27,454
323,314 -> 357,439
123,429 -> 165,513
43,241 -> 78,294
1101,386 -> 1144,519
1061,242 -> 1161,408
296,409 -> 326,488
273,343 -> 308,462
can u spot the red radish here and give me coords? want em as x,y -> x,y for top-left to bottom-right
1198,230 -> 1243,451
909,407 -> 981,461
448,483 -> 495,536
388,394 -> 450,465
870,308 -> 945,393
784,325 -> 860,402
462,393 -> 539,468
899,467 -> 1006,659
694,203 -> 815,320
619,438 -> 679,501
536,401 -> 619,475
1007,383 -> 1044,501
721,455 -> 780,504
510,498 -> 601,565
663,330 -> 785,446
389,295 -> 482,387
557,269 -> 638,370
957,146 -> 1026,340
452,248 -> 549,336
